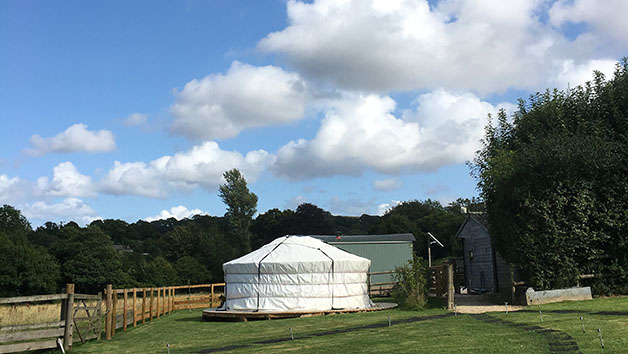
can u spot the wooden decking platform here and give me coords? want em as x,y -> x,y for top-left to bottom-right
202,302 -> 398,321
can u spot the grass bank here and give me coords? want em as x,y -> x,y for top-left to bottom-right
57,297 -> 627,353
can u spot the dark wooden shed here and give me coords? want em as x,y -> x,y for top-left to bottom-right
455,213 -> 513,294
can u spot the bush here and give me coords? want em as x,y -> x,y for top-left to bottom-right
392,257 -> 428,310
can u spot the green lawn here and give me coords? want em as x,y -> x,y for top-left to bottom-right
61,297 -> 628,353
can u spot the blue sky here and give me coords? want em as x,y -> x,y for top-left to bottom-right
1,0 -> 626,225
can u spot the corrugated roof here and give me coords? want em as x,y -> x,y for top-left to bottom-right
309,233 -> 415,243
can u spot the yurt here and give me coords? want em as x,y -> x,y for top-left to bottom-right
222,235 -> 372,312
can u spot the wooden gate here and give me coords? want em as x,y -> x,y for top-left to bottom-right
73,293 -> 103,344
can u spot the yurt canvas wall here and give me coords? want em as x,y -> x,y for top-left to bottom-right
222,236 -> 372,312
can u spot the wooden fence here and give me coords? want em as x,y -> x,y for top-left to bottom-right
104,283 -> 225,340
367,271 -> 397,296
0,284 -> 102,354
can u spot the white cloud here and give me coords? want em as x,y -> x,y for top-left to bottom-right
27,123 -> 116,156
99,141 -> 273,197
36,162 -> 95,197
552,59 -> 617,90
549,0 -> 628,44
377,200 -> 401,216
123,113 -> 148,126
22,197 -> 101,226
373,178 -> 402,192
144,205 -> 207,222
328,196 -> 376,216
272,90 -> 509,179
0,174 -> 23,203
258,0 -> 624,94
171,61 -> 309,140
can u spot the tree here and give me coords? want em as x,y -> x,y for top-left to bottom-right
0,205 -> 59,296
51,225 -> 131,293
471,60 -> 628,292
219,169 -> 258,253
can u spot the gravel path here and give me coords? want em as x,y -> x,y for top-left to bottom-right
454,294 -> 525,314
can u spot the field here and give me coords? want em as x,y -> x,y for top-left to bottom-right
43,296 -> 627,354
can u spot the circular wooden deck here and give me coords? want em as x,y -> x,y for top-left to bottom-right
202,302 -> 398,321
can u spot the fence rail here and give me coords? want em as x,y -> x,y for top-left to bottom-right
0,284 -> 76,354
104,282 -> 225,340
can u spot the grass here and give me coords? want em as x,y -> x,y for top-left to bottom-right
41,297 -> 627,354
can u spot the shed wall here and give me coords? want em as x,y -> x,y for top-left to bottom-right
332,243 -> 414,284
459,218 -> 496,291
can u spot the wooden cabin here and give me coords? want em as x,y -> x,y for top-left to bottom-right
455,214 -> 513,295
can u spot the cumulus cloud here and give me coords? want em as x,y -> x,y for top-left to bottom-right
549,0 -> 628,44
99,141 -> 273,197
258,0 -> 624,94
272,91 -> 510,179
22,198 -> 100,226
123,113 -> 148,126
144,205 -> 207,222
36,162 -> 95,197
171,61 -> 309,140
551,59 -> 617,89
27,123 -> 116,156
0,174 -> 23,203
373,178 -> 402,192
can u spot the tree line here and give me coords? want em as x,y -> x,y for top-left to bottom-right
0,193 -> 476,297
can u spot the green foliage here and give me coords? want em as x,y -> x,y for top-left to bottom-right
219,168 -> 258,253
372,200 -> 466,259
0,232 -> 60,296
392,257 -> 428,310
52,225 -> 130,293
174,256 -> 212,284
471,60 -> 628,292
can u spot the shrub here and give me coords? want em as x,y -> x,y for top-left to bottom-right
392,257 -> 428,310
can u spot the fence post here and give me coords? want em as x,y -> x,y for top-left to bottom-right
164,287 -> 168,315
111,289 -> 117,337
142,288 -> 146,324
123,289 -> 128,332
172,287 -> 176,311
210,284 -> 214,308
63,283 -> 75,351
156,288 -> 161,319
149,288 -> 154,322
105,284 -> 112,340
170,287 -> 174,312
447,263 -> 454,310
132,288 -> 137,327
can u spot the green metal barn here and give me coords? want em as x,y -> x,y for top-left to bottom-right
312,234 -> 416,294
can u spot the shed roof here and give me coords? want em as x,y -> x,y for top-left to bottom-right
310,233 -> 415,244
455,213 -> 489,239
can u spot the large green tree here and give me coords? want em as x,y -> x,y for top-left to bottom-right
471,60 -> 628,292
0,205 -> 60,296
218,169 -> 258,253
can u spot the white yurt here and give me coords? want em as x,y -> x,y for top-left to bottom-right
222,235 -> 372,312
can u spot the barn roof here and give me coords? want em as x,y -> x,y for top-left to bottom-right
311,233 -> 415,244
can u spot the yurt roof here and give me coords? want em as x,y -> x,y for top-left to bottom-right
223,235 -> 370,274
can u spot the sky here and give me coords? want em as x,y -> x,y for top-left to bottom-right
1,0 -> 626,226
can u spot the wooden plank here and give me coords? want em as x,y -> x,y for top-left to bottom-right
0,293 -> 66,304
0,339 -> 58,354
132,288 -> 137,327
0,321 -> 64,332
111,289 -> 117,338
367,271 -> 395,276
123,289 -> 127,332
149,288 -> 154,322
0,327 -> 64,342
105,284 -> 112,341
174,299 -> 211,305
73,293 -> 101,300
141,289 -> 146,324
